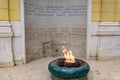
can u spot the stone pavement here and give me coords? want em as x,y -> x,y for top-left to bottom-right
0,57 -> 120,80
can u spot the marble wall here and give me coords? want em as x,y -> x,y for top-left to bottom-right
25,0 -> 88,61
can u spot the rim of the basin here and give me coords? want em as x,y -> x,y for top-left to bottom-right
48,58 -> 90,79
51,58 -> 87,68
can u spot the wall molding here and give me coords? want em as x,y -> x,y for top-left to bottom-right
0,21 -> 11,27
99,22 -> 120,27
91,31 -> 120,36
96,31 -> 120,36
0,32 -> 13,37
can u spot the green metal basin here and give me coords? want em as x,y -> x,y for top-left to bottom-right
48,58 -> 90,79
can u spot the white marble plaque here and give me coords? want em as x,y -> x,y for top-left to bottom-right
25,0 -> 88,61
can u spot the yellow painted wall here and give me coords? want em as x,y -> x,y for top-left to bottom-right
114,0 -> 120,22
101,1 -> 115,22
92,0 -> 102,21
9,0 -> 20,21
92,0 -> 120,22
0,0 -> 20,21
0,0 -> 9,20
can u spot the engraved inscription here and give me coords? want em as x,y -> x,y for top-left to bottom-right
25,3 -> 87,16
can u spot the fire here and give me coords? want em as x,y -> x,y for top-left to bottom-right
62,41 -> 75,63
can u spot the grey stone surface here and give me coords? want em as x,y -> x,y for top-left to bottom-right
51,75 -> 87,80
0,57 -> 120,80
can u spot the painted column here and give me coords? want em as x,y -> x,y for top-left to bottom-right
9,0 -> 26,64
89,0 -> 120,60
0,0 -> 25,67
0,0 -> 14,67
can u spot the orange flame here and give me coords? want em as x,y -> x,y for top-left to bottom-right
62,41 -> 75,63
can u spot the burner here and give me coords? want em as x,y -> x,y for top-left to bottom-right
48,58 -> 90,80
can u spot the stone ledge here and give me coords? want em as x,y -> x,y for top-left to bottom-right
99,22 -> 120,27
97,56 -> 120,61
97,31 -> 120,36
0,62 -> 14,68
14,60 -> 24,65
0,32 -> 13,37
91,31 -> 120,36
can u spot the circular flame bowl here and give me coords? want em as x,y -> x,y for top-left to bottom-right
48,58 -> 90,79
